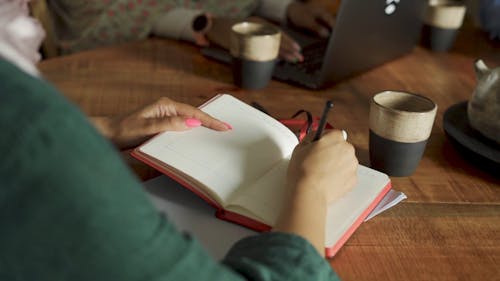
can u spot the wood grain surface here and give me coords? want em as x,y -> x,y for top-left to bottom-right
38,16 -> 499,281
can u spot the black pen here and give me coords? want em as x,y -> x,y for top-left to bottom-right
313,100 -> 334,141
251,102 -> 270,116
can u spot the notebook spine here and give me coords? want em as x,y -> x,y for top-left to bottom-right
131,150 -> 221,210
215,209 -> 272,232
325,180 -> 392,258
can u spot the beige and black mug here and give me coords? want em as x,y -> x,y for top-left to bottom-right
369,91 -> 437,176
422,0 -> 466,52
230,21 -> 281,90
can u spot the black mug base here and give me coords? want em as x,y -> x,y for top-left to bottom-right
232,58 -> 276,90
421,24 -> 459,52
369,130 -> 428,177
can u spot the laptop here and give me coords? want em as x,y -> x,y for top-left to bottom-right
202,0 -> 426,89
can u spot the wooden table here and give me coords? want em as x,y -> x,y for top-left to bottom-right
39,22 -> 500,281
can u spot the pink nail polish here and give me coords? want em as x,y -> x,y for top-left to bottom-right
223,122 -> 233,130
185,118 -> 202,128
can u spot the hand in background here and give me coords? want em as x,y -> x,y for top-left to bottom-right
206,16 -> 303,63
205,17 -> 238,51
91,98 -> 231,149
286,1 -> 337,38
280,31 -> 303,63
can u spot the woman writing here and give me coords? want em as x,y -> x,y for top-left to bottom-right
0,1 -> 357,280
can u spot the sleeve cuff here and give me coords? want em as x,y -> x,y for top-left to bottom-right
151,8 -> 203,43
255,0 -> 294,23
223,232 -> 340,280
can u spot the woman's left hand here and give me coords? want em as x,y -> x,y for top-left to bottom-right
206,16 -> 303,63
91,97 -> 231,149
286,1 -> 337,38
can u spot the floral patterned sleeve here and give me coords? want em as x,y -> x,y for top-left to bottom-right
49,0 -> 258,54
0,0 -> 44,76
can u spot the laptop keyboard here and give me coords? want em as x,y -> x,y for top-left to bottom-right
297,41 -> 328,73
272,40 -> 328,88
200,40 -> 328,88
278,40 -> 328,75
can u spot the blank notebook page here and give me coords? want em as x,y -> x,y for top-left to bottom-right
139,94 -> 299,204
325,165 -> 390,247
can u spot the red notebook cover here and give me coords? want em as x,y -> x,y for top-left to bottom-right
325,181 -> 391,257
131,149 -> 391,258
131,93 -> 392,258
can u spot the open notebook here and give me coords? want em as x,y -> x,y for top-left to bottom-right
132,94 -> 391,257
145,176 -> 405,260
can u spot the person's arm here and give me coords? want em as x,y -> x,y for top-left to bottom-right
275,130 -> 359,254
1,59 -> 342,281
151,1 -> 258,46
253,0 -> 339,62
49,0 -> 176,53
151,8 -> 211,46
50,0 -> 254,53
275,183 -> 327,254
151,2 -> 303,62
285,1 -> 338,38
256,0 -> 339,39
89,97 -> 231,149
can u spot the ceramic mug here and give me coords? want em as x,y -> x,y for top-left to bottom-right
230,21 -> 281,90
369,91 -> 438,176
421,0 -> 466,52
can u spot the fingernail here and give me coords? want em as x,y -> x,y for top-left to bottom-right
223,122 -> 233,130
185,118 -> 202,128
342,130 -> 348,141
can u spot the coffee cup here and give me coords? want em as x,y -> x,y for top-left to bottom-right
421,0 -> 466,52
230,21 -> 281,90
369,91 -> 437,176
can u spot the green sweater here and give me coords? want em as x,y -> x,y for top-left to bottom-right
0,60 -> 340,281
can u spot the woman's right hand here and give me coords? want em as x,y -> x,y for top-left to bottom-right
287,130 -> 358,204
275,130 -> 358,255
